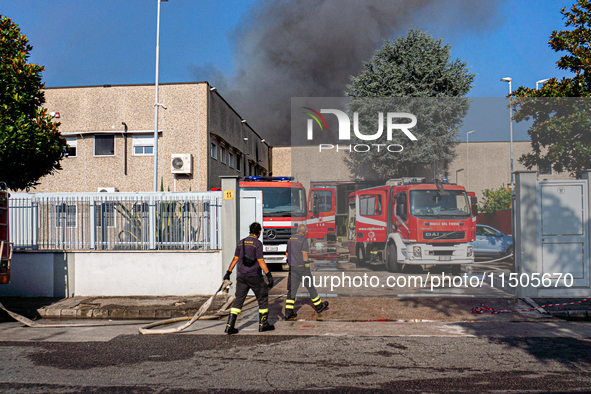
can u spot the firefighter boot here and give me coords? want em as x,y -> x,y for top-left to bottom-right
285,309 -> 297,320
259,310 -> 275,332
285,299 -> 297,320
313,297 -> 329,314
225,313 -> 239,335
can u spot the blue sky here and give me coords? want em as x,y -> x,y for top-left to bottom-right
0,0 -> 576,143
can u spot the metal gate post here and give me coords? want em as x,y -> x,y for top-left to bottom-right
149,196 -> 157,250
221,176 -> 240,279
514,171 -> 538,297
31,198 -> 38,250
89,197 -> 96,250
582,170 -> 591,289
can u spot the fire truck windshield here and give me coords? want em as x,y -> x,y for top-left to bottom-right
258,187 -> 307,217
409,190 -> 471,218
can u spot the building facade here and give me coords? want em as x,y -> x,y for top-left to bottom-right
34,82 -> 270,193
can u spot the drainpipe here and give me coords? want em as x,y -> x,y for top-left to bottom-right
122,122 -> 128,176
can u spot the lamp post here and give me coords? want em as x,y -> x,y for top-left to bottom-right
536,78 -> 549,90
501,77 -> 513,194
153,0 -> 168,192
466,130 -> 476,191
455,168 -> 464,185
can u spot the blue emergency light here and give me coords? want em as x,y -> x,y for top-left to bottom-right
244,176 -> 294,181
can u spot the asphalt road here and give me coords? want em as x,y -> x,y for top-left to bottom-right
1,320 -> 591,393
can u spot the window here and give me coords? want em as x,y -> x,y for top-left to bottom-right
65,137 -> 77,157
95,202 -> 116,228
309,190 -> 333,213
95,135 -> 115,156
236,154 -> 241,172
229,152 -> 234,168
132,134 -> 154,156
360,195 -> 382,216
55,203 -> 77,228
477,226 -> 498,236
539,165 -> 552,175
210,142 -> 217,159
249,161 -> 253,176
409,190 -> 470,217
220,146 -> 227,164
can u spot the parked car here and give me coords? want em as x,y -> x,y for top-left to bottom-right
471,224 -> 513,261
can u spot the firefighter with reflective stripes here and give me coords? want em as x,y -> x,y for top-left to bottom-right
223,222 -> 275,335
285,224 -> 328,320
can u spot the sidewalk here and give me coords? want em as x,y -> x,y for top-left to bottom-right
0,294 -> 565,323
2,271 -> 590,323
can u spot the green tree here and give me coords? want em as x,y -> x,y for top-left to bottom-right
479,184 -> 511,214
344,29 -> 475,178
511,0 -> 591,176
0,15 -> 65,190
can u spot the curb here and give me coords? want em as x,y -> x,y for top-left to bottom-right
522,297 -> 550,315
548,310 -> 591,319
37,308 -> 213,320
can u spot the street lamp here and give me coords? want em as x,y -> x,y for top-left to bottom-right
466,130 -> 476,191
501,77 -> 513,194
153,0 -> 168,192
536,78 -> 549,90
455,168 -> 464,185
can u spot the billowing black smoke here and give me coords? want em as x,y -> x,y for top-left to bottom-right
195,0 -> 503,146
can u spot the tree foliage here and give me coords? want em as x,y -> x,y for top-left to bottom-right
479,184 -> 511,214
0,15 -> 65,190
344,29 -> 475,179
511,0 -> 591,176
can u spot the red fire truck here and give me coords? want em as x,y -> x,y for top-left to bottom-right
307,180 -> 385,242
349,177 -> 477,273
0,182 -> 12,284
239,177 -> 307,265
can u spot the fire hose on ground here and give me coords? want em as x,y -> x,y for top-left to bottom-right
0,279 -> 285,334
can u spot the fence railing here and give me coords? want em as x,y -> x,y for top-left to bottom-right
9,192 -> 222,251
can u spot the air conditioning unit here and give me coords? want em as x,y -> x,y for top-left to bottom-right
97,187 -> 118,193
171,154 -> 192,174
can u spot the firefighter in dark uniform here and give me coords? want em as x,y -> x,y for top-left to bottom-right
285,224 -> 328,319
223,222 -> 275,335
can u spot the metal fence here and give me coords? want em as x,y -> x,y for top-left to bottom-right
9,192 -> 222,251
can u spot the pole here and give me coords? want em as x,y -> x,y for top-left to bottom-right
508,80 -> 514,195
466,130 -> 475,191
153,0 -> 162,192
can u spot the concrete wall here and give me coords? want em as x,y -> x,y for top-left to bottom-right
0,250 -> 223,297
446,141 -> 572,198
0,252 -> 74,297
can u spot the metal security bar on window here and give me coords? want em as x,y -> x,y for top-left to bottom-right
9,192 -> 222,251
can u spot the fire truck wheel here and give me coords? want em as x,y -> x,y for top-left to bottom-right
356,246 -> 366,266
387,244 -> 400,273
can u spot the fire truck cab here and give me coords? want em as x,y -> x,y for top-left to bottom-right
239,177 -> 307,264
0,182 -> 12,284
350,177 -> 477,273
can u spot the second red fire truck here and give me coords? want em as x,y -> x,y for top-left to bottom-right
349,177 -> 477,273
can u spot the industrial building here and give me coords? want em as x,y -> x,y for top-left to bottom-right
34,82 -> 270,193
